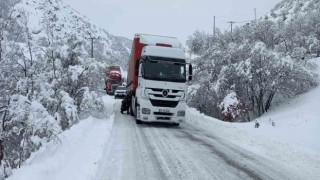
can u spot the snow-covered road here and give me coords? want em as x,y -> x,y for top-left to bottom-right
94,101 -> 308,180
94,102 -> 166,180
8,96 -> 320,180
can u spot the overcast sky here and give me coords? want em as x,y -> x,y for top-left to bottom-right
63,0 -> 282,43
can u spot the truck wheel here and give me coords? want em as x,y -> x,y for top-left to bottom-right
129,102 -> 134,116
135,105 -> 142,124
136,119 -> 142,124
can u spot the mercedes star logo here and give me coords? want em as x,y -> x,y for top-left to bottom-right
162,89 -> 169,97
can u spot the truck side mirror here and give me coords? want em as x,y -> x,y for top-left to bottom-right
135,60 -> 140,76
138,63 -> 143,77
189,64 -> 193,76
188,64 -> 193,81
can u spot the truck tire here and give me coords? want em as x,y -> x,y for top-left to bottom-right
129,105 -> 134,116
136,119 -> 142,124
130,96 -> 135,116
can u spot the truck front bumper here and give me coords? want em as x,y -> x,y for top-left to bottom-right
137,98 -> 186,124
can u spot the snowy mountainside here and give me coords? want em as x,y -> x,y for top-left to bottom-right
15,0 -> 131,69
267,0 -> 320,22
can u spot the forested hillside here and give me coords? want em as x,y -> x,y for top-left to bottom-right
186,0 -> 320,122
0,0 -> 131,177
268,0 -> 320,22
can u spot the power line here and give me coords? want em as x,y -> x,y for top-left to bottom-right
215,12 -> 266,19
234,20 -> 252,24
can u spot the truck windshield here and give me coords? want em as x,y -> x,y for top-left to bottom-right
144,56 -> 186,83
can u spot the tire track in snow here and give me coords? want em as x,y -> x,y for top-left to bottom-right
178,128 -> 264,180
178,123 -> 305,180
138,122 -> 302,180
94,101 -> 167,180
141,124 -> 220,180
133,124 -> 168,179
140,125 -> 189,180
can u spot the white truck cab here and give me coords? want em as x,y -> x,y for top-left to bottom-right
134,46 -> 191,125
126,34 -> 192,125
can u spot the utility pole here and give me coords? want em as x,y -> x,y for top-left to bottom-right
228,21 -> 236,35
86,36 -> 99,58
254,8 -> 257,21
213,15 -> 216,37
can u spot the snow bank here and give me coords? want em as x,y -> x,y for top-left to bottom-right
8,116 -> 114,180
8,95 -> 116,180
186,107 -> 320,179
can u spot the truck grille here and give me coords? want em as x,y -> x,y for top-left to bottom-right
150,99 -> 179,108
151,88 -> 163,92
153,94 -> 176,98
150,88 -> 180,94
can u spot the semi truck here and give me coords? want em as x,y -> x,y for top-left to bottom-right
124,34 -> 192,125
105,66 -> 122,95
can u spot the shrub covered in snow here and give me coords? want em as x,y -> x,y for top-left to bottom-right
3,95 -> 61,170
80,88 -> 105,119
220,92 -> 242,122
187,7 -> 319,121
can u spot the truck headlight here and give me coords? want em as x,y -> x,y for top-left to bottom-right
142,108 -> 150,114
180,93 -> 186,100
142,89 -> 149,98
177,111 -> 185,116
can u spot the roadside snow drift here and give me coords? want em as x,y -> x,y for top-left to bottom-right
8,96 -> 116,180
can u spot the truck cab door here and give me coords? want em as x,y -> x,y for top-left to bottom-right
138,60 -> 145,88
136,60 -> 146,104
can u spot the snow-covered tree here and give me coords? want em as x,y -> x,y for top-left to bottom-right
0,0 -> 130,176
187,14 -> 319,122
